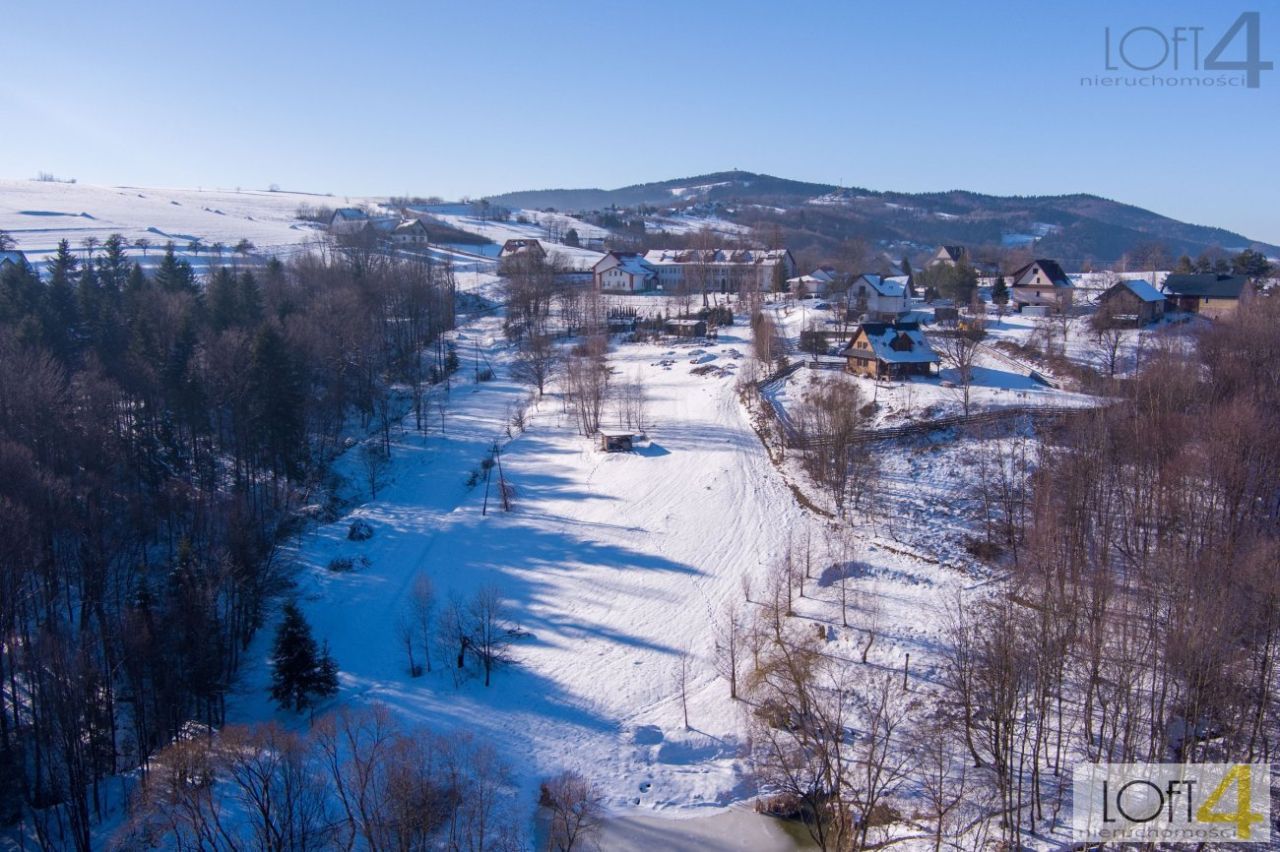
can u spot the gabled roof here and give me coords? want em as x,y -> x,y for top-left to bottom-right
1011,259 -> 1072,288
597,251 -> 656,279
841,321 -> 939,364
1161,273 -> 1249,299
936,245 -> 966,261
643,247 -> 791,266
331,207 -> 367,221
500,238 -> 548,258
0,250 -> 29,267
394,218 -> 428,234
852,274 -> 905,298
1107,278 -> 1164,303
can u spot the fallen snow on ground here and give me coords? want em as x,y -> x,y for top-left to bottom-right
425,212 -> 605,270
0,178 -> 349,267
225,306 -> 992,840
644,213 -> 752,238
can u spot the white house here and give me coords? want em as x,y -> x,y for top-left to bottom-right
641,247 -> 795,293
1010,259 -> 1074,309
329,207 -> 369,235
391,219 -> 430,246
786,267 -> 839,297
593,252 -> 658,292
847,274 -> 908,319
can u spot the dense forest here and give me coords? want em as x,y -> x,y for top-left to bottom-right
0,236 -> 455,848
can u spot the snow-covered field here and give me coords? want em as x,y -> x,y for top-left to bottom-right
644,213 -> 752,238
0,178 -> 346,267
216,304 -> 998,845
423,211 -> 606,271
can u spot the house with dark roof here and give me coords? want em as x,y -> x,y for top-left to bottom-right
1097,279 -> 1165,326
1161,273 -> 1253,319
841,321 -> 939,379
0,250 -> 30,273
1010,259 -> 1073,310
929,245 -> 968,267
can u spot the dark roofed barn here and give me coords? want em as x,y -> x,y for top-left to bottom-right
1161,273 -> 1252,319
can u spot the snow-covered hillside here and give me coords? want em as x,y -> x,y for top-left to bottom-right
0,178 -> 346,266
225,306 -> 984,840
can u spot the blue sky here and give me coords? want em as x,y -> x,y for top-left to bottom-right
3,1 -> 1278,243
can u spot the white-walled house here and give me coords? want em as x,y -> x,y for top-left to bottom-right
787,267 -> 840,296
847,273 -> 908,319
390,218 -> 430,246
328,207 -> 369,235
1010,259 -> 1074,309
641,247 -> 795,293
593,252 -> 658,292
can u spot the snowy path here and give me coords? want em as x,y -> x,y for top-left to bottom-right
229,317 -> 820,818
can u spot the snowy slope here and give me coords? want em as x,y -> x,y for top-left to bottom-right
0,178 -> 346,266
424,212 -> 605,270
222,304 -> 990,844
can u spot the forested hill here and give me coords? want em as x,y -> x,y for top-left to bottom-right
485,170 -> 1278,263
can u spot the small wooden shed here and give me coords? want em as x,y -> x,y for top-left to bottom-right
664,318 -> 707,338
598,432 -> 634,452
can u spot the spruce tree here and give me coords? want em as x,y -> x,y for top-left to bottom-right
991,276 -> 1009,307
269,602 -> 338,712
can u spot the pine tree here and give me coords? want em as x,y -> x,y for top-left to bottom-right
153,243 -> 197,294
43,239 -> 82,365
269,602 -> 338,712
991,276 -> 1009,307
237,271 -> 263,326
248,325 -> 306,479
207,266 -> 239,332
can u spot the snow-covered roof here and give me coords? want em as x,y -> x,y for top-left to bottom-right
853,274 -> 906,298
1117,278 -> 1164,302
617,255 -> 657,278
331,207 -> 367,220
842,322 -> 939,364
394,218 -> 428,234
643,247 -> 790,266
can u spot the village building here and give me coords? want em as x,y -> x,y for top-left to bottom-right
0,250 -> 30,272
847,273 -> 909,320
1010,259 -> 1074,310
328,207 -> 369,235
1097,278 -> 1165,325
840,321 -> 940,379
929,245 -> 968,267
663,317 -> 708,338
390,218 -> 430,246
593,252 -> 658,292
499,238 -> 548,260
640,247 -> 795,294
1160,272 -> 1253,319
786,267 -> 840,297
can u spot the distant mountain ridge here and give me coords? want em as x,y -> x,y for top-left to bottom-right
485,170 -> 1277,264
